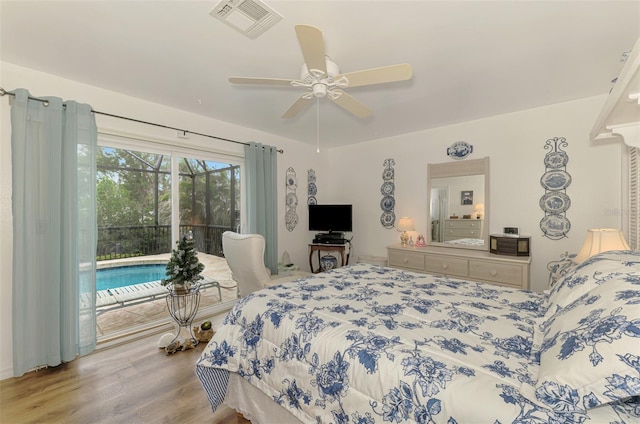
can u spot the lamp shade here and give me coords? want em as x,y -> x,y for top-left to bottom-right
397,217 -> 415,232
573,228 -> 630,264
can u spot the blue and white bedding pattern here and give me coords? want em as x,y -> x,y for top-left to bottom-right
443,238 -> 485,247
196,253 -> 640,423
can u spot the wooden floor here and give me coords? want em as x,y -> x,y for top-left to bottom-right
0,335 -> 251,424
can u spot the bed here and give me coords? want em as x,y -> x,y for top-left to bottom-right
196,251 -> 640,423
443,238 -> 485,247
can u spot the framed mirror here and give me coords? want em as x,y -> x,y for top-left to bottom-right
427,157 -> 490,251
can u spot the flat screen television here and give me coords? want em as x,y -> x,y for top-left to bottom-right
309,204 -> 352,233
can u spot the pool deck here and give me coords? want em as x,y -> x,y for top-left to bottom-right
96,253 -> 237,339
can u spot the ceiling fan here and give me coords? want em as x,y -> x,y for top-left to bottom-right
228,25 -> 414,119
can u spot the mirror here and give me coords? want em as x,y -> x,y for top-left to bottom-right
427,157 -> 489,250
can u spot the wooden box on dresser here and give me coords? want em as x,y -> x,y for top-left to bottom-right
387,244 -> 531,290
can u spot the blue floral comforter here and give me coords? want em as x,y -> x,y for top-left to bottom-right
196,263 -> 636,423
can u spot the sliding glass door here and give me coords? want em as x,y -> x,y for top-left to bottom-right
95,139 -> 242,339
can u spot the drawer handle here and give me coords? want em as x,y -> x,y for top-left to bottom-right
490,270 -> 498,276
403,258 -> 409,264
441,264 -> 449,270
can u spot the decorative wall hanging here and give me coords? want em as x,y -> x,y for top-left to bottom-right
380,158 -> 396,229
540,137 -> 571,239
285,167 -> 298,232
307,169 -> 317,205
447,141 -> 473,160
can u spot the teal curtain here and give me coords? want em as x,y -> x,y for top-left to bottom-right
244,142 -> 278,274
11,89 -> 97,376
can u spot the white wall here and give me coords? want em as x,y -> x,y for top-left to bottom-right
0,61 -> 626,379
326,96 -> 623,293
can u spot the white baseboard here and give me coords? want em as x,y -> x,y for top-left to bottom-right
0,366 -> 13,381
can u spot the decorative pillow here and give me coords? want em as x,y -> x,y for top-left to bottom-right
546,250 -> 640,311
530,272 -> 640,411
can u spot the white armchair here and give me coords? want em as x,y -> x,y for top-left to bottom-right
222,231 -> 271,297
222,231 -> 307,297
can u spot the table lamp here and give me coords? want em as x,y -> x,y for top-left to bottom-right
397,217 -> 414,246
572,228 -> 630,264
474,203 -> 484,219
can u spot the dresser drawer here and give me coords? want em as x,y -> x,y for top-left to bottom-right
468,260 -> 523,287
445,219 -> 482,230
444,229 -> 481,238
388,250 -> 424,271
424,255 -> 468,277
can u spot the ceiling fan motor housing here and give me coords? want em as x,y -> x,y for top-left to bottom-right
301,57 -> 341,97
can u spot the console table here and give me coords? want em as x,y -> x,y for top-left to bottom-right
387,244 -> 530,289
309,243 -> 350,273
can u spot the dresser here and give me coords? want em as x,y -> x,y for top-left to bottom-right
387,244 -> 530,290
443,219 -> 483,242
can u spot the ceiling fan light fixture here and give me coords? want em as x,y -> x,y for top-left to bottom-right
312,83 -> 327,98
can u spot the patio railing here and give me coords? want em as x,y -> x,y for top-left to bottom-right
97,224 -> 232,261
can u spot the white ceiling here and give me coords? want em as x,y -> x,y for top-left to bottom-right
1,1 -> 639,149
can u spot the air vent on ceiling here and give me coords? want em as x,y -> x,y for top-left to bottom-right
210,0 -> 282,39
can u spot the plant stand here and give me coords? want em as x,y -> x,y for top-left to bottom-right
166,286 -> 201,346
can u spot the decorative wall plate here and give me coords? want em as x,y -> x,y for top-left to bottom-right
381,181 -> 395,196
380,195 -> 395,212
285,209 -> 298,229
286,174 -> 297,188
447,141 -> 473,160
539,192 -> 571,214
540,170 -> 572,191
286,192 -> 298,207
540,215 -> 571,238
544,151 -> 569,169
308,182 -> 317,196
380,211 -> 396,228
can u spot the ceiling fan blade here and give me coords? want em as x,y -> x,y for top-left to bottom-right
229,77 -> 296,86
338,63 -> 413,88
331,90 -> 373,119
282,95 -> 313,119
295,25 -> 327,74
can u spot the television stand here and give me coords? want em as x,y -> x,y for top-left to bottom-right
309,243 -> 350,273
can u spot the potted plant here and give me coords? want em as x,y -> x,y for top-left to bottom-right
162,231 -> 205,294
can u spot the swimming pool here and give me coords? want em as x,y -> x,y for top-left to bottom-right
96,264 -> 166,291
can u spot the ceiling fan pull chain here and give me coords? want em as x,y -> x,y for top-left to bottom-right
316,97 -> 320,153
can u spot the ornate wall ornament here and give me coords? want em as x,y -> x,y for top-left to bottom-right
447,141 -> 473,160
307,169 -> 317,205
285,167 -> 298,232
540,137 -> 571,239
380,158 -> 396,229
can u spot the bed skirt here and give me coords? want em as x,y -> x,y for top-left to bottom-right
223,373 -> 301,423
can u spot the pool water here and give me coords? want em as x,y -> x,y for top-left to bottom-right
96,264 -> 166,291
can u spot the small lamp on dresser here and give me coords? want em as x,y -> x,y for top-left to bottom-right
474,203 -> 484,219
397,217 -> 414,246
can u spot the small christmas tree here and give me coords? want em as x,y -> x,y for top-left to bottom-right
162,231 -> 205,292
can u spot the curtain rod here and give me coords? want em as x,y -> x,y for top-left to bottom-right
0,87 -> 284,154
